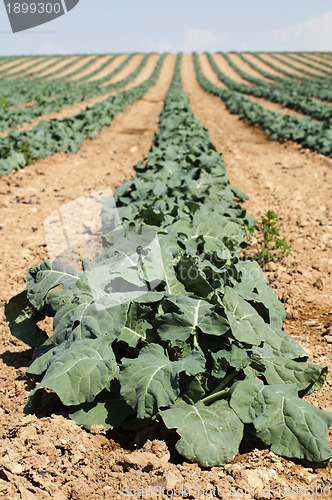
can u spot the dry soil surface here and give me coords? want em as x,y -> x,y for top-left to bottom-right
241,53 -> 291,80
272,54 -> 327,77
0,55 -> 156,138
209,54 -> 306,118
289,54 -> 332,73
257,54 -> 310,79
0,54 -> 331,499
11,57 -> 60,78
35,56 -> 82,80
4,58 -> 49,78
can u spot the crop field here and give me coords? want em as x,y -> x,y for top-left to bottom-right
0,52 -> 331,498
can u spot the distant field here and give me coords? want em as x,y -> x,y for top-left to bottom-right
0,51 -> 331,498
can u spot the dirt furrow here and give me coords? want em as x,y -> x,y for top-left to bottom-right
99,54 -> 145,87
213,53 -> 251,84
183,54 -> 332,309
84,54 -> 127,83
33,55 -> 81,79
15,57 -> 61,77
0,57 -> 27,73
258,53 -> 312,78
246,95 -> 305,117
0,52 -> 175,349
307,53 -> 332,67
273,53 -> 328,77
242,52 -> 292,80
43,55 -> 96,81
199,54 -> 306,118
0,55 -> 157,137
229,53 -> 280,81
68,55 -> 112,81
120,54 -> 160,90
3,57 -> 45,77
290,53 -> 332,72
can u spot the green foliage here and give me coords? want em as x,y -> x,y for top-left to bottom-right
0,54 -> 165,176
5,55 -> 332,468
16,139 -> 36,165
194,53 -> 332,157
0,54 -> 144,134
246,210 -> 291,266
208,53 -> 332,124
0,97 -> 9,110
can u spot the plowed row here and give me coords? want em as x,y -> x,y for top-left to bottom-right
0,54 -> 331,499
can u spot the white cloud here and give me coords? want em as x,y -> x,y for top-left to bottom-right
144,38 -> 173,53
142,29 -> 225,54
38,42 -> 70,54
271,11 -> 332,50
180,29 -> 225,53
238,41 -> 250,51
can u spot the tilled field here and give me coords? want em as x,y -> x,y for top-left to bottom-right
0,53 -> 331,499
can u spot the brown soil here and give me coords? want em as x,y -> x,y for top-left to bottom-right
213,53 -> 251,84
308,54 -> 332,68
4,57 -> 47,77
242,53 -> 291,80
0,58 -> 27,73
230,53 -> 279,81
121,54 -> 160,90
258,53 -> 312,78
68,55 -> 113,81
272,53 -> 327,77
85,55 -> 127,83
246,96 -> 305,118
43,56 -> 96,81
0,55 -> 156,138
290,54 -> 332,73
17,57 -> 61,78
100,54 -> 146,87
35,56 -> 81,79
0,54 -> 332,499
199,54 -> 306,118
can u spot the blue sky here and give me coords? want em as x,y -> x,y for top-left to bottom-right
0,0 -> 332,55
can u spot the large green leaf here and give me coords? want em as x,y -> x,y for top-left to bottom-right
158,233 -> 186,295
5,290 -> 48,348
25,335 -> 118,412
251,349 -> 327,395
27,260 -> 81,310
160,399 -> 243,466
78,296 -> 129,341
116,302 -> 154,347
119,344 -> 205,418
156,296 -> 229,345
179,374 -> 206,403
38,288 -> 129,346
233,260 -> 285,329
175,255 -> 214,297
223,287 -> 307,358
223,287 -> 261,345
230,379 -> 332,464
68,390 -> 134,430
210,345 -> 252,377
189,212 -> 246,255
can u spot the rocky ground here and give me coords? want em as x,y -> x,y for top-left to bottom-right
0,54 -> 331,499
